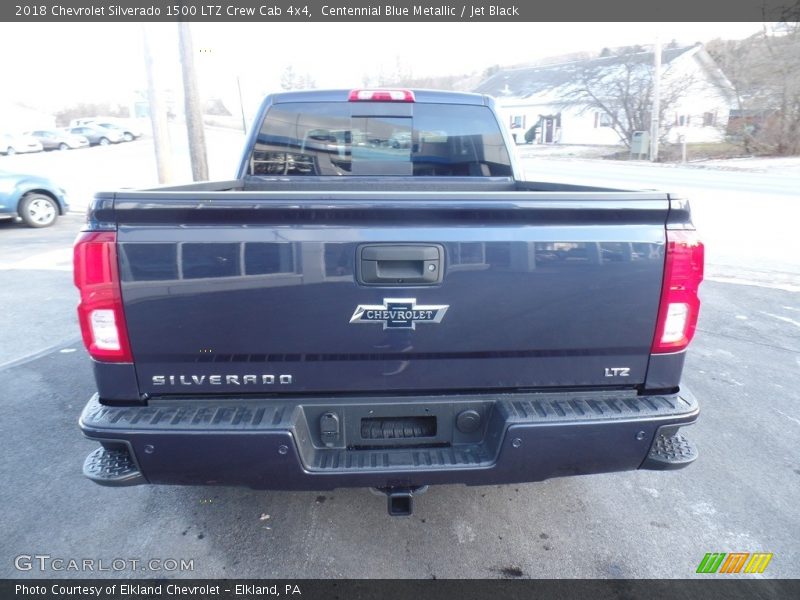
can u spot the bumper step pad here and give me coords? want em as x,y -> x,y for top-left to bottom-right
83,446 -> 145,486
641,431 -> 698,470
80,388 -> 699,487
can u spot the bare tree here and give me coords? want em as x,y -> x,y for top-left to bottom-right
280,66 -> 317,91
759,21 -> 800,155
55,103 -> 129,127
707,34 -> 775,152
376,73 -> 475,91
280,66 -> 297,91
559,47 -> 693,148
361,68 -> 390,88
708,22 -> 800,155
295,74 -> 317,90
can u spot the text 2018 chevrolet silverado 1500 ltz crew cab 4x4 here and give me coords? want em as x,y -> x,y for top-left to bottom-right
75,89 -> 703,515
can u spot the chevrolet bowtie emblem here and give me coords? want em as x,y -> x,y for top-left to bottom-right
350,298 -> 449,330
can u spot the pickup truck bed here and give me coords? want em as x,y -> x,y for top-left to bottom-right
75,89 -> 703,515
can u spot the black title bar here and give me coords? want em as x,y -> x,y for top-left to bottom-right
3,579 -> 800,600
2,0 -> 800,22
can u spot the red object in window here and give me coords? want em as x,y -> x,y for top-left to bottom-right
651,230 -> 705,353
73,231 -> 133,362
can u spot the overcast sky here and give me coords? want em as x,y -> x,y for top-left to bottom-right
0,21 -> 765,116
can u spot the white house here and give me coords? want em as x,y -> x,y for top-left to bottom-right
475,44 -> 736,146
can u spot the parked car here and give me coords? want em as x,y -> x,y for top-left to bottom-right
0,133 -> 43,155
0,170 -> 68,227
70,117 -> 143,141
26,129 -> 89,151
65,125 -> 124,146
90,122 -> 141,142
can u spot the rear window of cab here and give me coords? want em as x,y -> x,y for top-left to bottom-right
249,102 -> 512,177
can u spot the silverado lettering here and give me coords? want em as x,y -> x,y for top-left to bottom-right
152,375 -> 292,385
75,89 -> 703,516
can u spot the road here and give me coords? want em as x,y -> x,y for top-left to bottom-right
0,134 -> 798,578
519,150 -> 800,196
520,153 -> 800,281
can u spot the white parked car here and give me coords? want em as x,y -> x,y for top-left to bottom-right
26,129 -> 90,151
69,117 -> 143,141
0,133 -> 43,155
64,125 -> 125,146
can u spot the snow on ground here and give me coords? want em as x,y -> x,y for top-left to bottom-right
690,156 -> 800,174
514,143 -> 800,175
514,143 -> 617,159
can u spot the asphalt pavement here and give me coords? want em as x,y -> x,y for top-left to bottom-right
0,136 -> 798,579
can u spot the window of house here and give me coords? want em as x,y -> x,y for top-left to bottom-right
510,115 -> 525,129
703,112 -> 716,127
595,112 -> 613,128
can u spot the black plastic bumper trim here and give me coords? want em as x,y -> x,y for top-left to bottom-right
79,389 -> 699,489
640,424 -> 698,471
83,444 -> 146,486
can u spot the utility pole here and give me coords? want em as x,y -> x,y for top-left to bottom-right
142,24 -> 173,184
236,76 -> 248,132
650,37 -> 661,162
178,21 -> 209,181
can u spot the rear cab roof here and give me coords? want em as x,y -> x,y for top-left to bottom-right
269,89 -> 492,106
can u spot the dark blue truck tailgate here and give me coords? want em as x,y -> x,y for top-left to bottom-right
113,191 -> 669,396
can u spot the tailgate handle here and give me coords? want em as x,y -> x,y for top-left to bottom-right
358,244 -> 443,285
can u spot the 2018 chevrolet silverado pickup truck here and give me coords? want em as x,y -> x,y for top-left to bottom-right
75,89 -> 703,515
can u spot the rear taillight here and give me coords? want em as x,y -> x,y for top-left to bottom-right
652,230 -> 704,353
73,231 -> 132,362
348,89 -> 415,102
